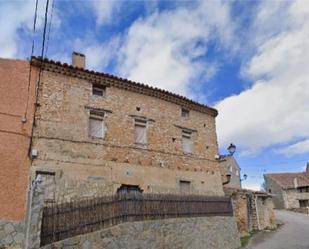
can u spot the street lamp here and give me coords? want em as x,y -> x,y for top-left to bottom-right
241,174 -> 248,182
227,143 -> 236,156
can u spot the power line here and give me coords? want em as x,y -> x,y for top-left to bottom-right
36,0 -> 50,97
243,158 -> 308,168
45,0 -> 55,57
23,0 -> 39,120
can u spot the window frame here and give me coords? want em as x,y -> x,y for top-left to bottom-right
134,118 -> 148,145
181,108 -> 190,118
182,129 -> 193,154
88,110 -> 105,139
179,180 -> 191,193
92,84 -> 106,97
36,171 -> 56,202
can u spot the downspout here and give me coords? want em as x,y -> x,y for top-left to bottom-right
254,195 -> 261,230
24,180 -> 34,249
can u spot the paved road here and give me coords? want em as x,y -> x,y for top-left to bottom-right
246,210 -> 309,249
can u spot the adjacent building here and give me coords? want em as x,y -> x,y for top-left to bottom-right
0,58 -> 37,221
220,155 -> 241,189
264,164 -> 309,209
0,58 -> 38,248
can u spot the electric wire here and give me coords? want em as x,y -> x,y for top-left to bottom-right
45,0 -> 54,57
23,0 -> 39,120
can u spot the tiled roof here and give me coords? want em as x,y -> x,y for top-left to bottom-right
265,172 -> 309,189
30,57 -> 218,117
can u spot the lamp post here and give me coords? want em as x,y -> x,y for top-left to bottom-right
227,143 -> 236,156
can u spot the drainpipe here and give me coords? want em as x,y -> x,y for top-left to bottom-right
24,175 -> 42,249
254,195 -> 261,230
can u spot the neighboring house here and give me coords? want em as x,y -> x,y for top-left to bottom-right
27,52 -> 228,203
264,164 -> 309,209
0,58 -> 37,247
221,156 -> 242,189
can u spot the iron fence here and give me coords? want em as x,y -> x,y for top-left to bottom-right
40,193 -> 232,246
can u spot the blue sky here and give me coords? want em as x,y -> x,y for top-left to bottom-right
1,0 -> 309,190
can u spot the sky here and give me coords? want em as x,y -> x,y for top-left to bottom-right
1,0 -> 309,190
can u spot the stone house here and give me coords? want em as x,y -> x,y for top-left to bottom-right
220,155 -> 241,189
264,164 -> 309,209
0,53 -> 242,249
28,52 -> 229,203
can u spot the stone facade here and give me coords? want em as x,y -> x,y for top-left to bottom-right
0,220 -> 25,249
41,216 -> 240,249
29,55 -> 226,203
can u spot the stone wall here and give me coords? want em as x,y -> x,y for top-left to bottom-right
225,188 -> 275,236
30,68 -> 226,201
255,196 -> 275,230
41,216 -> 240,249
0,220 -> 25,249
284,189 -> 309,209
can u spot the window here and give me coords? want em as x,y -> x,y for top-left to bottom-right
117,184 -> 143,194
298,187 -> 309,193
36,172 -> 56,201
181,108 -> 189,118
299,200 -> 309,208
182,130 -> 193,154
236,170 -> 239,176
229,165 -> 233,173
135,119 -> 147,144
89,110 -> 105,138
92,84 -> 106,96
180,180 -> 191,193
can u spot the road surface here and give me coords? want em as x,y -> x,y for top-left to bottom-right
245,210 -> 309,249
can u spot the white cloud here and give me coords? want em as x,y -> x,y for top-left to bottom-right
216,1 -> 309,155
276,139 -> 309,156
73,35 -> 120,71
91,0 -> 122,26
0,0 -> 60,58
116,1 -> 235,98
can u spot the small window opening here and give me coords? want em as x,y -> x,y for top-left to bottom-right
117,184 -> 143,194
179,180 -> 191,193
92,84 -> 106,96
36,171 -> 56,202
181,108 -> 190,118
135,119 -> 147,144
229,165 -> 233,173
89,110 -> 105,138
182,130 -> 193,154
299,200 -> 309,208
136,107 -> 141,111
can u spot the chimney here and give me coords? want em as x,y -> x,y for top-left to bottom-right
306,162 -> 309,173
293,177 -> 298,189
72,52 -> 85,69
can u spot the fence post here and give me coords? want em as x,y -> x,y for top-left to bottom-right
24,179 -> 45,249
